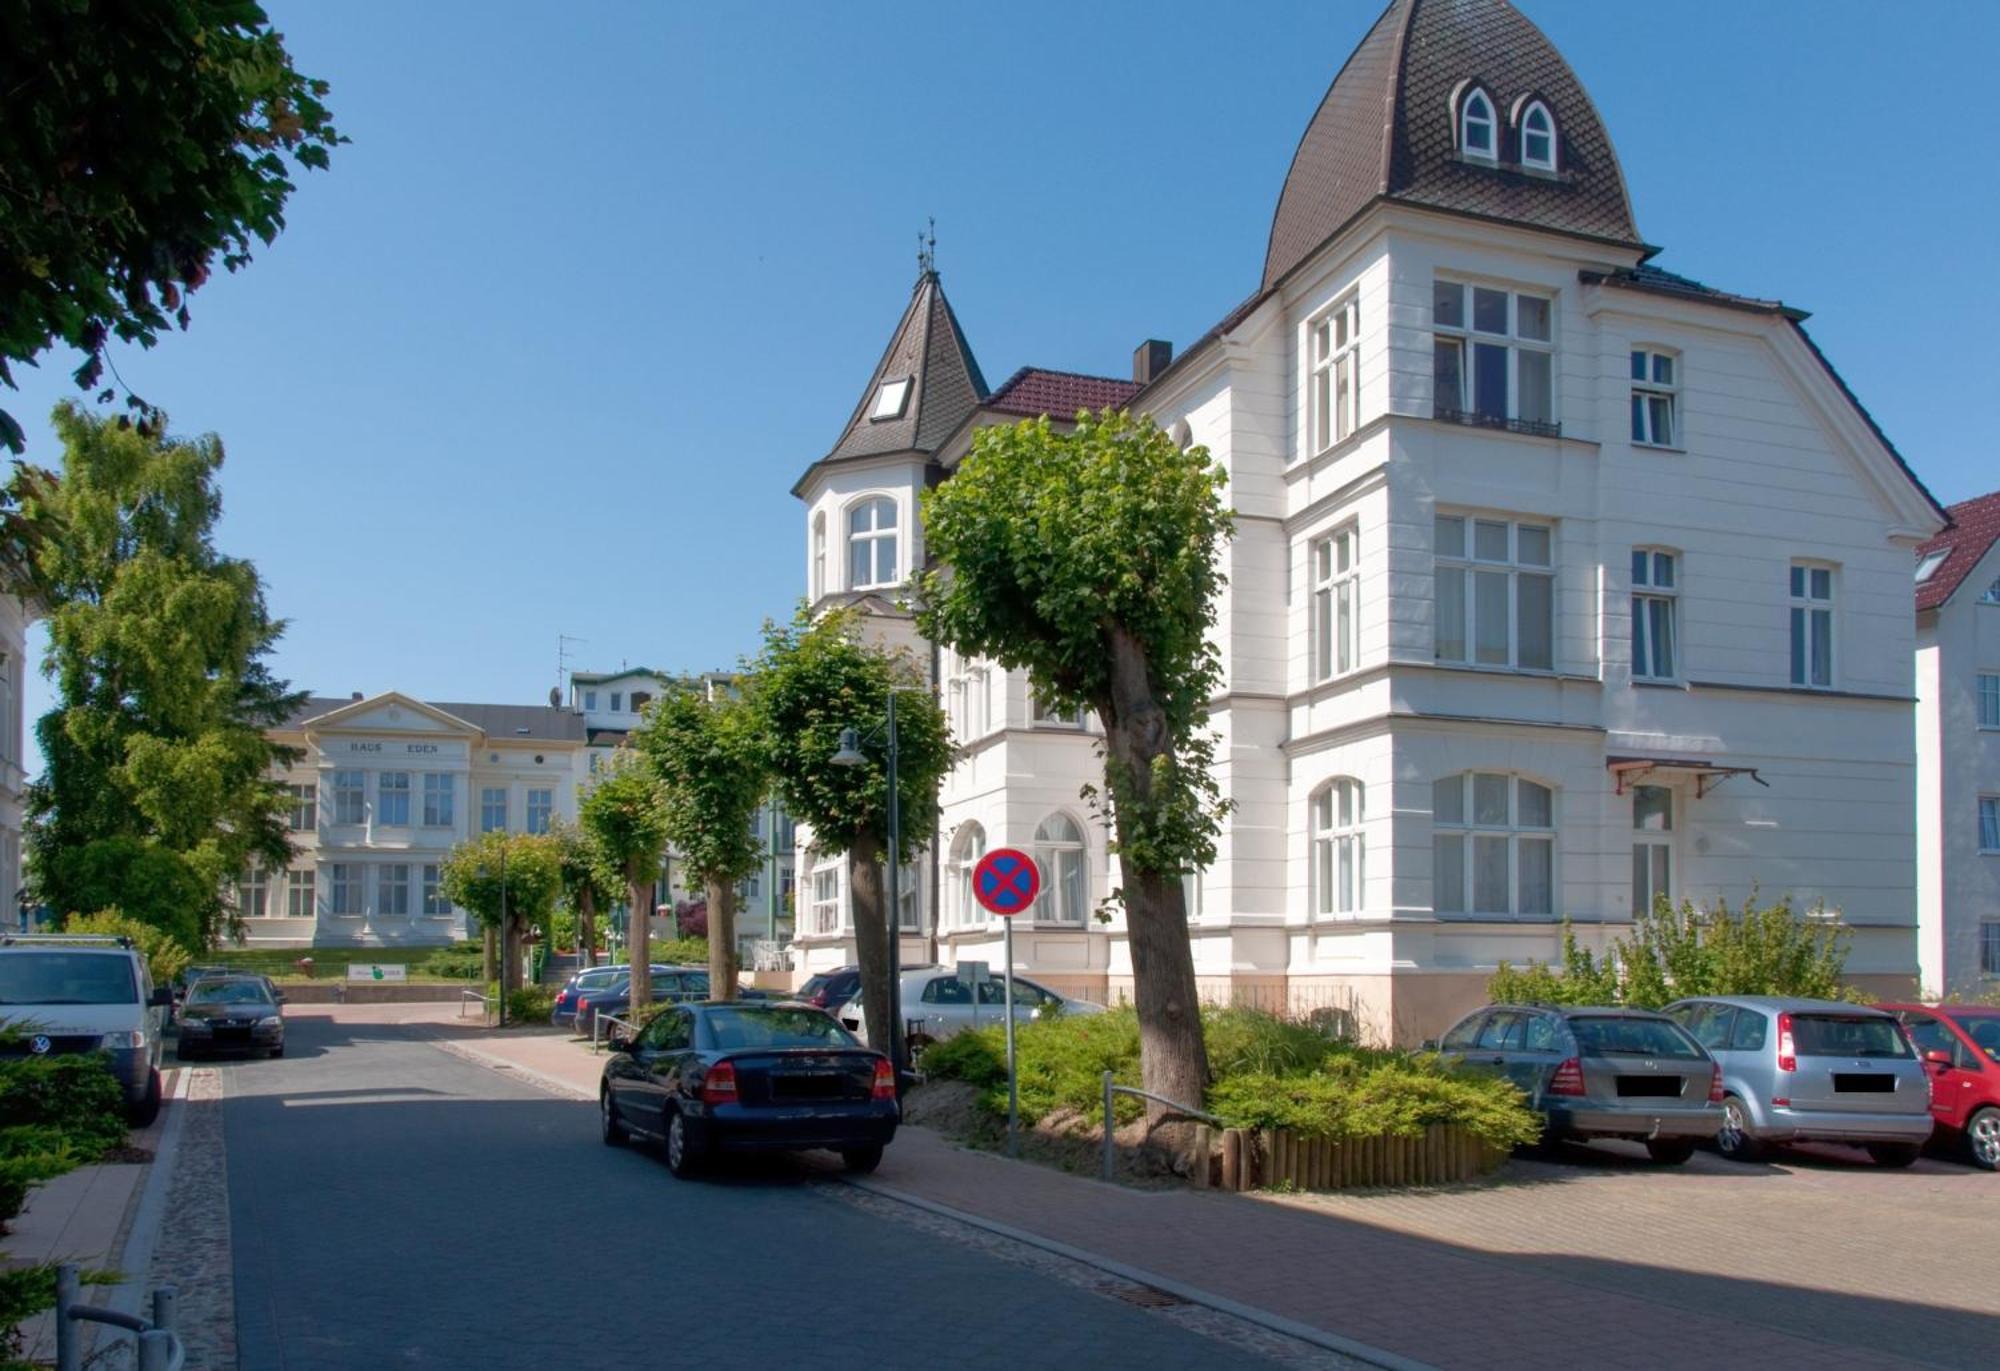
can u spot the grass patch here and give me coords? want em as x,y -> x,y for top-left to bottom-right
205,944 -> 483,982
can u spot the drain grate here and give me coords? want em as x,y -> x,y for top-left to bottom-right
1113,1284 -> 1188,1310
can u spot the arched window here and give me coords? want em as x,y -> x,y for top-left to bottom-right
948,823 -> 987,927
1310,779 -> 1364,916
1032,813 -> 1088,925
1458,87 -> 1496,159
1432,772 -> 1554,917
811,512 -> 827,601
848,497 -> 899,589
1518,100 -> 1556,171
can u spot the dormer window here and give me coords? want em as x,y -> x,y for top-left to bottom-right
1518,100 -> 1556,171
1914,549 -> 1949,584
870,377 -> 912,421
1458,87 -> 1496,159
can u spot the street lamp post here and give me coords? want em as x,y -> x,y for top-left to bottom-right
832,689 -> 908,1090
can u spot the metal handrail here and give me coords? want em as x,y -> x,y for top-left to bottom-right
56,1264 -> 184,1371
1101,1070 -> 1225,1182
591,1012 -> 639,1052
458,988 -> 490,1019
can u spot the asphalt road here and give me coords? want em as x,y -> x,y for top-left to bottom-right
220,1015 -> 1282,1370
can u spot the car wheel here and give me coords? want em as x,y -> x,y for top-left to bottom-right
127,1069 -> 162,1128
1965,1107 -> 2000,1172
269,1044 -> 284,1059
599,1089 -> 627,1147
1715,1096 -> 1765,1163
841,1144 -> 884,1174
665,1110 -> 701,1178
1645,1138 -> 1696,1165
1866,1142 -> 1921,1169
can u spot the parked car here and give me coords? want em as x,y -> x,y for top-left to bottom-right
599,1000 -> 897,1176
580,969 -> 777,1038
835,967 -> 1106,1053
798,963 -> 939,1014
553,964 -> 666,1030
1880,1003 -> 2000,1170
1665,996 -> 1934,1166
175,975 -> 285,1060
1428,1004 -> 1722,1163
0,934 -> 171,1124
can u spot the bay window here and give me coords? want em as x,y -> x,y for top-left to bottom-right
1435,515 -> 1554,670
1432,280 -> 1555,434
1310,779 -> 1364,916
848,497 -> 899,589
1433,773 -> 1555,917
1032,814 -> 1088,925
1308,293 -> 1360,455
1311,526 -> 1358,682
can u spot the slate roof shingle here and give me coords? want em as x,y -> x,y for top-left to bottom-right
1916,490 -> 2000,612
280,695 -> 585,743
983,367 -> 1142,420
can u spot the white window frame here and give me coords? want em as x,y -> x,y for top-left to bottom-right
1310,525 -> 1359,682
1981,796 -> 2000,855
584,690 -> 598,711
380,863 -> 412,917
480,787 -> 508,833
1310,778 -> 1364,917
1433,772 -> 1556,918
1458,86 -> 1496,159
811,512 -> 827,601
1518,99 -> 1556,171
847,496 -> 900,590
1431,279 -> 1555,432
1631,548 -> 1679,682
239,867 -> 269,918
286,869 -> 315,919
1032,813 -> 1089,926
948,823 -> 987,929
526,787 -> 554,835
329,863 -> 361,916
422,864 -> 448,916
1033,690 -> 1087,729
1630,348 -> 1679,448
1979,673 -> 2000,729
1789,561 -> 1836,689
1632,785 -> 1674,914
422,773 -> 454,827
1307,293 -> 1360,456
896,859 -> 924,933
286,783 -> 316,831
1181,869 -> 1204,921
808,858 -> 841,935
330,770 -> 366,825
1434,514 -> 1556,671
870,376 -> 912,421
378,771 -> 411,827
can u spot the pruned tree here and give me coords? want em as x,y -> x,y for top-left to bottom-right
636,681 -> 768,1001
752,608 -> 950,1054
0,0 -> 342,451
550,818 -> 617,970
440,831 -> 562,1003
919,410 -> 1233,1132
578,755 -> 670,1009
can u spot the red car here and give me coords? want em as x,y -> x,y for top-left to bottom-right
1881,1003 -> 2000,1170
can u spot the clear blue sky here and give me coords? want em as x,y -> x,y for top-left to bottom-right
8,2 -> 1995,775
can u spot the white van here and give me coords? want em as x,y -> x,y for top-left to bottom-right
0,935 -> 171,1124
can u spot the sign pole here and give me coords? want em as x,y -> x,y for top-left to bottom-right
1004,915 -> 1018,1158
971,844 -> 1039,1162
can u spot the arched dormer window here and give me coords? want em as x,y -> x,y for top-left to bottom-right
847,497 -> 898,590
1457,86 -> 1496,160
1517,99 -> 1557,171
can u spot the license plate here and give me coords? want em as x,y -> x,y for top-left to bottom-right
1615,1076 -> 1684,1098
1833,1073 -> 1894,1093
770,1073 -> 848,1101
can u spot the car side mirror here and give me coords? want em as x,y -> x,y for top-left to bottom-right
274,991 -> 287,1004
1923,1049 -> 1952,1067
149,987 -> 173,1008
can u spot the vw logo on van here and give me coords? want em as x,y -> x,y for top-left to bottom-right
28,1035 -> 51,1055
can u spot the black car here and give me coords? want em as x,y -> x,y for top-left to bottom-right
599,1001 -> 897,1177
176,976 -> 285,1060
582,970 -> 780,1038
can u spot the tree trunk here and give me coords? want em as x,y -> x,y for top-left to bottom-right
706,877 -> 739,1000
482,925 -> 497,984
626,863 -> 653,1009
1102,623 -> 1211,1144
847,831 -> 894,1054
502,915 -> 521,1000
579,888 -> 597,969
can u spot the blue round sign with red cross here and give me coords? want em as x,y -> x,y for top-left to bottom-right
972,847 -> 1041,918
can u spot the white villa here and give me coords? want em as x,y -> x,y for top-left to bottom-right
785,0 -> 1948,1044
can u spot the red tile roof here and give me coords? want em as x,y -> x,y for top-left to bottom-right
1916,489 -> 2000,611
984,367 -> 1141,419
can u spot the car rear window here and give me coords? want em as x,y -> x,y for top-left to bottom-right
0,954 -> 137,1006
1948,1014 -> 2000,1062
704,1006 -> 857,1050
1569,1016 -> 1705,1060
1791,1014 -> 1909,1059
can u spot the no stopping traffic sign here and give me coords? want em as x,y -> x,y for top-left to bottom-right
972,847 -> 1040,918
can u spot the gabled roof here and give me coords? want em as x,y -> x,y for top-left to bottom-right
1263,0 -> 1644,292
983,367 -> 1141,419
279,693 -> 584,743
793,269 -> 988,497
1915,490 -> 2000,612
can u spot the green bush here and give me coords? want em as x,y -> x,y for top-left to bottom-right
485,983 -> 556,1023
418,945 -> 485,980
654,936 -> 708,966
0,1055 -> 128,1159
1207,1059 -> 1541,1149
60,908 -> 192,987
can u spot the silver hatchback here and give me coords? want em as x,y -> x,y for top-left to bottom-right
837,967 -> 1106,1050
1665,996 -> 1933,1166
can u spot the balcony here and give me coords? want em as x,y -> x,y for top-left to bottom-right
1433,405 -> 1561,440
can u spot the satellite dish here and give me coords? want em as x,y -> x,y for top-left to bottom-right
548,686 -> 561,708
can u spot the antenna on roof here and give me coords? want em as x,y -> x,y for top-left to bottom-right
557,634 -> 587,704
917,216 -> 936,275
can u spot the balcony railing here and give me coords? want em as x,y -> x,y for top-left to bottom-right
1433,405 -> 1562,440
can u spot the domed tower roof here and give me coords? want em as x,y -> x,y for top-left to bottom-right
1263,0 -> 1643,291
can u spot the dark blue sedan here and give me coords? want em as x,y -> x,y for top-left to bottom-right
599,1002 -> 898,1177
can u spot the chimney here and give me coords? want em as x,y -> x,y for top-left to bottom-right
350,690 -> 363,701
1132,339 -> 1172,385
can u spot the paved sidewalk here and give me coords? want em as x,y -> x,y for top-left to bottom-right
365,1005 -> 1987,1371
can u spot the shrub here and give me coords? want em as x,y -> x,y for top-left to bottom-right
59,908 -> 192,987
1203,1007 -> 1344,1077
0,1055 -> 128,1159
654,936 -> 708,967
1207,1057 -> 1541,1149
486,984 -> 556,1024
419,945 -> 485,980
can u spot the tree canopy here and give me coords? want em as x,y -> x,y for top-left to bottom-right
439,832 -> 564,937
0,0 -> 341,451
578,755 -> 671,1007
16,403 -> 302,948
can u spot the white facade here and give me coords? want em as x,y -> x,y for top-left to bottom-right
1914,514 -> 2000,996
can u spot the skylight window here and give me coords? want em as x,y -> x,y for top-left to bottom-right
1915,548 -> 1950,583
1519,100 -> 1556,171
870,377 -> 912,421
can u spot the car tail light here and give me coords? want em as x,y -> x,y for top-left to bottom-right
1708,1063 -> 1724,1103
701,1061 -> 739,1105
1547,1057 -> 1586,1096
871,1058 -> 896,1101
1776,1012 -> 1797,1073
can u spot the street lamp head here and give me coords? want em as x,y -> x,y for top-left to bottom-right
830,727 -> 867,768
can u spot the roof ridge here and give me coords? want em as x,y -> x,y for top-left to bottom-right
992,363 -> 1136,390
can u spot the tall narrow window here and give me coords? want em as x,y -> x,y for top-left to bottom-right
287,783 -> 317,831
380,864 -> 411,917
1432,281 -> 1554,432
1631,349 -> 1678,447
329,864 -> 361,916
1032,814 -> 1088,925
1632,786 -> 1672,914
332,770 -> 366,825
1981,796 -> 2000,853
848,497 -> 899,589
610,692 -> 623,712
811,512 -> 827,600
422,773 -> 454,827
1311,779 -> 1364,916
238,867 -> 269,918
422,864 -> 448,916
286,869 -> 315,918
1311,526 -> 1359,682
1631,549 -> 1678,681
1978,673 -> 2000,728
949,823 -> 987,928
1983,921 -> 2000,975
480,787 -> 508,833
1308,294 -> 1360,454
1518,100 -> 1556,170
377,771 -> 411,826
896,861 -> 924,933
1458,87 -> 1496,158
584,690 -> 598,711
809,859 -> 841,934
1435,515 -> 1554,671
1433,773 -> 1555,917
526,787 -> 554,834
1181,869 -> 1204,920
1789,562 -> 1834,688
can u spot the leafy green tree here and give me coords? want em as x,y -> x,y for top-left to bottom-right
578,756 -> 670,1009
919,410 -> 1232,1128
550,819 -> 617,969
636,682 -> 768,1001
16,404 -> 302,949
439,831 -> 562,1002
753,609 -> 951,1052
0,0 -> 341,452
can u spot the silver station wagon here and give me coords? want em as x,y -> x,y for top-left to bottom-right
1665,996 -> 1933,1166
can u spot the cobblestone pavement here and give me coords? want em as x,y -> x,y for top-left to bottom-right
147,1069 -> 235,1369
218,1014 -> 1297,1371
